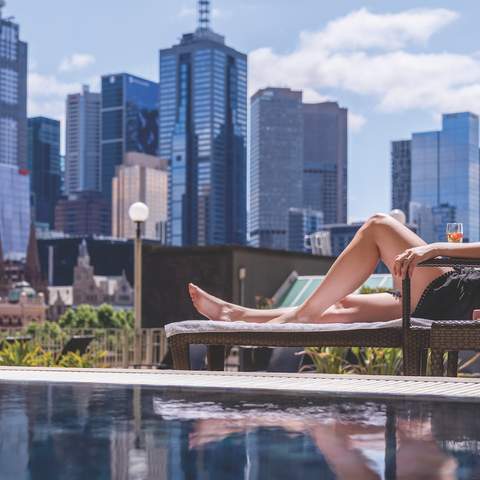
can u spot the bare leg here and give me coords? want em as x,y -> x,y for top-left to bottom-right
189,214 -> 449,324
271,213 -> 449,323
188,283 -> 294,322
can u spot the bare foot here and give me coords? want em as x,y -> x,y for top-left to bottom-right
188,284 -> 245,321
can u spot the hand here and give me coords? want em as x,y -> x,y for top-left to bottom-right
393,245 -> 438,278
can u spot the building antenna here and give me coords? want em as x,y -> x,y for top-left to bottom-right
198,0 -> 210,31
0,0 -> 5,19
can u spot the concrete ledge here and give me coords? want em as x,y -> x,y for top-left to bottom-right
1,367 -> 479,402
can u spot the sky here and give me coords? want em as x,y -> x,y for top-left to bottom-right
8,0 -> 480,222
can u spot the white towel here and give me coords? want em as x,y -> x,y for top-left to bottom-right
164,318 -> 434,338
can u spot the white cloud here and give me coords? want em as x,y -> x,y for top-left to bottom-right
59,53 -> 95,72
27,71 -> 81,150
249,8 -> 480,119
178,6 -> 195,17
348,112 -> 367,132
300,8 -> 458,52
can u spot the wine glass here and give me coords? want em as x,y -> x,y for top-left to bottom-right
446,223 -> 463,243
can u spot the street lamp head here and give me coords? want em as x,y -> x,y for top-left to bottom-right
129,202 -> 149,223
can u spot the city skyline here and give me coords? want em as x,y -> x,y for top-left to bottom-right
12,0 -> 480,222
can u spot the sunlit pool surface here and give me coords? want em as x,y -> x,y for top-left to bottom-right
1,381 -> 479,479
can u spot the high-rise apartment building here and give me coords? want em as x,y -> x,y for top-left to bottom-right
303,102 -> 348,224
55,191 -> 110,236
159,3 -> 247,246
65,85 -> 100,195
250,88 -> 348,250
27,117 -> 61,228
250,88 -> 304,250
101,74 -> 159,201
410,112 -> 479,243
112,153 -> 168,241
0,5 -> 30,258
391,140 -> 411,222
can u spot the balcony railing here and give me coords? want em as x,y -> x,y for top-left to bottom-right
0,328 -> 168,368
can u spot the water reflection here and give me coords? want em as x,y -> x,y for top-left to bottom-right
0,382 -> 478,479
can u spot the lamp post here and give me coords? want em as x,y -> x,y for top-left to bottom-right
128,202 -> 149,366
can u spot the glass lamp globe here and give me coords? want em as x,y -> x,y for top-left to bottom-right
128,202 -> 149,223
389,209 -> 406,225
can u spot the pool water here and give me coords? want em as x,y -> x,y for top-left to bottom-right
0,381 -> 479,479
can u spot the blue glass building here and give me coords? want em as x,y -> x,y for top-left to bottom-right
101,74 -> 159,201
0,8 -> 29,258
27,117 -> 61,228
411,113 -> 479,242
159,14 -> 247,246
0,164 -> 30,259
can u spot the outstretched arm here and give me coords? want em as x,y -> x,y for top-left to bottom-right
394,242 -> 480,278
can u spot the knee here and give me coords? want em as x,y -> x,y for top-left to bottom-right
362,213 -> 391,233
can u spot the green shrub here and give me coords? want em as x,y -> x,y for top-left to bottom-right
304,347 -> 403,375
0,341 -> 55,367
24,321 -> 66,340
58,304 -> 133,330
57,350 -> 107,368
0,340 -> 107,368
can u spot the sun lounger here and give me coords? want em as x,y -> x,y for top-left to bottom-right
166,318 -> 432,372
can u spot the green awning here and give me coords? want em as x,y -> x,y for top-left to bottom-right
275,274 -> 393,308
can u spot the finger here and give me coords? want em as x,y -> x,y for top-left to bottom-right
408,259 -> 418,278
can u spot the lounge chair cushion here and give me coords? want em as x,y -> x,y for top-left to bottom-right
165,318 -> 434,338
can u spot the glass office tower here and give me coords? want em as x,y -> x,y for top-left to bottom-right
391,139 -> 411,222
159,21 -> 247,246
411,113 -> 479,242
28,117 -> 61,228
101,73 -> 159,201
250,88 -> 304,250
0,8 -> 30,258
302,102 -> 348,224
0,165 -> 30,258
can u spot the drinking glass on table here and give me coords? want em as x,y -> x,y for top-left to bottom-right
446,223 -> 463,243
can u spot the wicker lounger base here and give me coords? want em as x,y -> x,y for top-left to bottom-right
430,321 -> 480,377
168,327 -> 430,374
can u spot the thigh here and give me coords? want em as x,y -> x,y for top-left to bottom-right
372,216 -> 450,307
317,293 -> 402,324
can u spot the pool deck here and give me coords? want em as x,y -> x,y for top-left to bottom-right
1,367 -> 480,402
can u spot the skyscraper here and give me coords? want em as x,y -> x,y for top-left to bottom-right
0,4 -> 27,169
391,139 -> 411,222
112,153 -> 168,241
250,88 -> 303,250
411,112 -> 479,242
250,88 -> 348,250
27,116 -> 61,228
303,102 -> 348,224
0,4 -> 30,258
101,74 -> 159,201
0,165 -> 30,258
65,85 -> 101,195
159,1 -> 247,246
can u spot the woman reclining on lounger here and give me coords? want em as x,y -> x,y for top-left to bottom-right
188,213 -> 480,324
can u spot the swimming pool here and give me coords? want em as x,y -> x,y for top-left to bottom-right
1,372 -> 480,479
